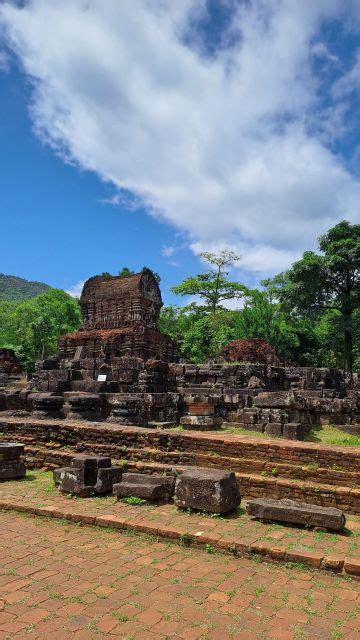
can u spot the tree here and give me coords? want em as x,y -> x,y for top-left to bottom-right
0,289 -> 81,372
268,221 -> 360,376
159,304 -> 236,362
172,250 -> 246,312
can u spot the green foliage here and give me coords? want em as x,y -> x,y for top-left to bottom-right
0,289 -> 81,372
159,305 -> 237,362
0,273 -> 50,301
117,266 -> 160,283
266,221 -> 360,373
118,267 -> 135,277
121,496 -> 146,506
161,225 -> 360,368
172,250 -> 246,312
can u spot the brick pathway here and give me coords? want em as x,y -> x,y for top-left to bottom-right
0,471 -> 359,574
0,512 -> 359,639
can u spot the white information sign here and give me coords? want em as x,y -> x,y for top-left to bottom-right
97,374 -> 107,382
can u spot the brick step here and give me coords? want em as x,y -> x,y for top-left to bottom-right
1,419 -> 359,487
119,446 -> 360,487
25,436 -> 359,487
1,418 -> 359,474
22,445 -> 360,514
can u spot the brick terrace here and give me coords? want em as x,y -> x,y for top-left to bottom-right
1,417 -> 359,512
0,471 -> 359,576
0,511 -> 359,639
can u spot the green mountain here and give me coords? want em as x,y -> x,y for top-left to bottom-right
0,274 -> 51,301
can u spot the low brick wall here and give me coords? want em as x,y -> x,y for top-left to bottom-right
1,417 -> 359,513
1,416 -> 358,470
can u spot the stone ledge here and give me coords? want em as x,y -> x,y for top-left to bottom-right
0,498 -> 358,579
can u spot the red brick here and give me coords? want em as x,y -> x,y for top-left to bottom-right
344,557 -> 360,576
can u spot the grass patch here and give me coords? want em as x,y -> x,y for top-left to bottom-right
121,496 -> 147,506
304,424 -> 360,447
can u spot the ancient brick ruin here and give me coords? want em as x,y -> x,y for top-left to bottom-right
219,337 -> 281,366
0,349 -> 22,389
59,269 -> 177,365
0,270 -> 358,435
0,268 -> 359,514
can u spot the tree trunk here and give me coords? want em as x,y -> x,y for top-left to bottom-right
343,314 -> 353,380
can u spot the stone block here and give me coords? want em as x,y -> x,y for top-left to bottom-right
254,391 -> 295,408
246,498 -> 346,531
179,415 -> 221,431
28,393 -> 64,418
113,472 -> 175,501
55,455 -> 122,497
0,460 -> 26,479
187,404 -> 215,416
64,393 -> 102,421
55,466 -> 92,497
0,443 -> 26,479
95,466 -> 123,494
0,442 -> 24,461
174,468 -> 241,514
282,422 -> 302,440
70,455 -> 111,486
264,422 -> 283,437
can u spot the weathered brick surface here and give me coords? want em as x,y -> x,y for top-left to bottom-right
1,511 -> 359,639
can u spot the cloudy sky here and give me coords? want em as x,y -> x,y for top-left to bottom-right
1,0 -> 360,302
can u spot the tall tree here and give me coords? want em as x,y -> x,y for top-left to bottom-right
267,221 -> 360,376
172,250 -> 246,312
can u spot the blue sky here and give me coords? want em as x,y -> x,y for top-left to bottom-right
0,62 -> 201,303
1,1 -> 360,305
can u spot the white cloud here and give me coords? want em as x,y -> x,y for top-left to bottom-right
162,245 -> 176,258
1,0 -> 360,276
66,280 -> 85,298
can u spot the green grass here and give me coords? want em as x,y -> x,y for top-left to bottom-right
219,425 -> 268,438
304,424 -> 360,446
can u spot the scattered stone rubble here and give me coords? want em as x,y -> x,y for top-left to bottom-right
0,442 -> 26,479
247,498 -> 346,531
53,454 -> 122,497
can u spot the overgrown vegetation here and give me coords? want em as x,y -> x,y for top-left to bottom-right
160,221 -> 360,371
0,289 -> 81,372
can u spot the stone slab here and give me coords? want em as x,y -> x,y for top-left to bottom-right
246,498 -> 346,531
113,472 -> 175,501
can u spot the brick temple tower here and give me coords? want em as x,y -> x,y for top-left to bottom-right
58,269 -> 177,363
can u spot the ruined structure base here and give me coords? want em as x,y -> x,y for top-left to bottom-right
1,417 -> 359,513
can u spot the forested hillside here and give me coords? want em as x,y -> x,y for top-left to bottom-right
0,274 -> 50,301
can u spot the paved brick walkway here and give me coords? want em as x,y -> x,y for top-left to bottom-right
0,471 -> 359,574
0,511 -> 359,639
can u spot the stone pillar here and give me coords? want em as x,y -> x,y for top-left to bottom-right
0,443 -> 26,479
180,393 -> 221,431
